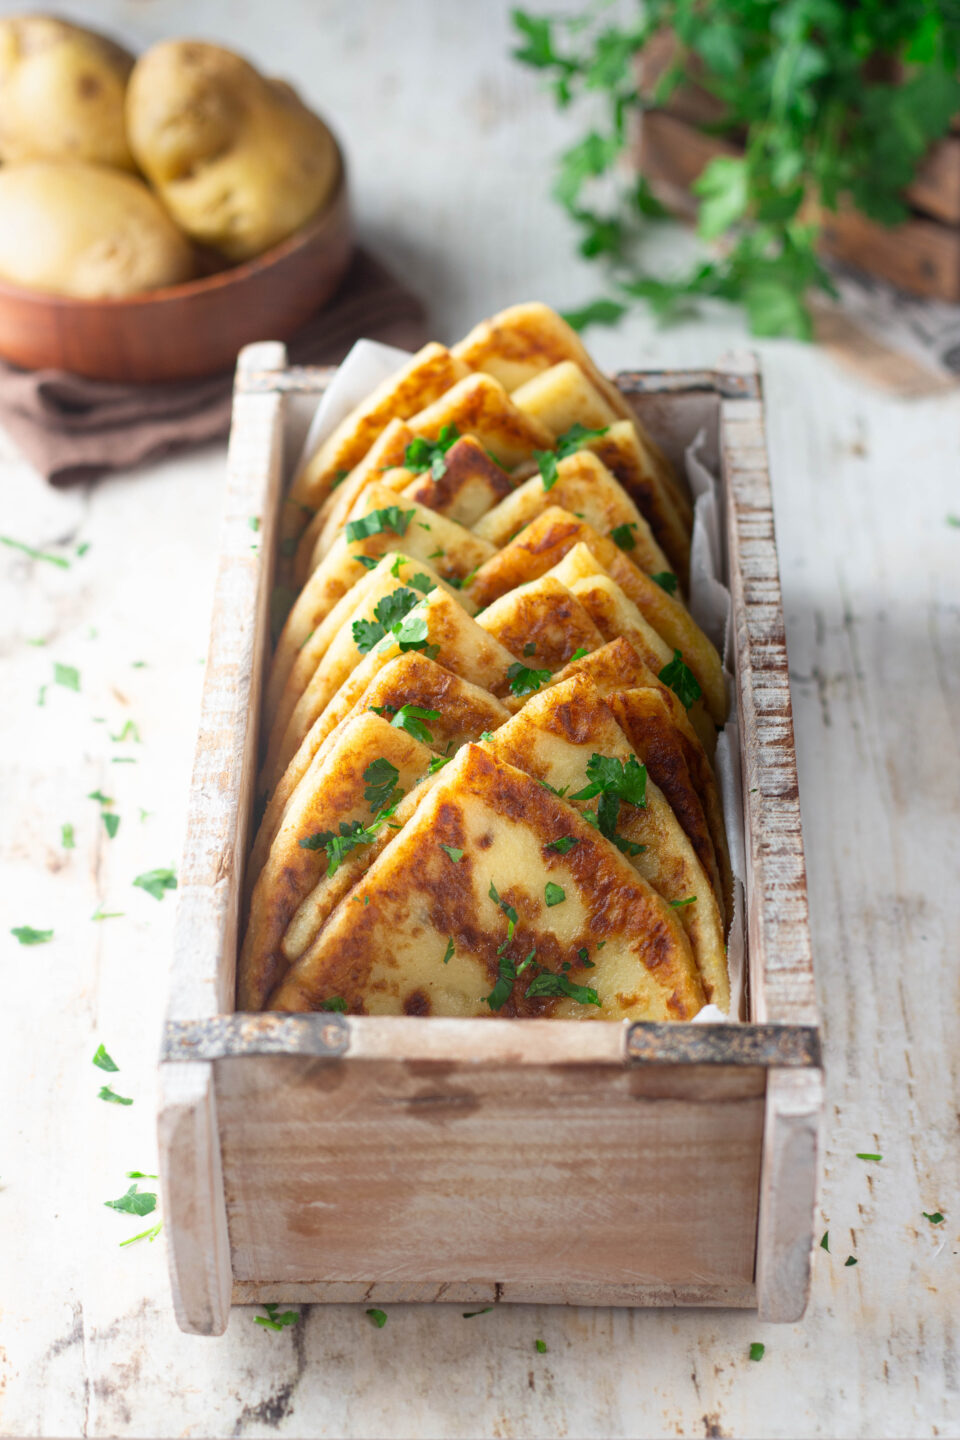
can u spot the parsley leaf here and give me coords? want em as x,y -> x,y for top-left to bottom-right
11,925 -> 53,945
93,1044 -> 119,1072
386,613 -> 438,657
102,812 -> 120,839
610,521 -> 637,551
572,753 -> 647,809
856,1152 -> 882,1162
535,1338 -> 548,1354
658,650 -> 702,710
535,450 -> 559,490
427,755 -> 452,774
820,1231 -> 829,1252
88,789 -> 113,807
366,1308 -> 388,1328
355,554 -> 380,571
105,1184 -> 157,1217
442,937 -> 455,965
133,868 -> 177,901
569,646 -> 590,662
440,844 -> 464,863
110,720 -> 141,744
54,662 -> 80,691
364,757 -> 401,812
922,1211 -> 945,1225
320,997 -> 348,1013
119,1222 -> 163,1248
404,424 -> 460,480
353,586 -> 423,653
650,571 -> 678,596
671,895 -> 697,909
372,703 -> 439,744
462,1307 -> 494,1318
506,661 -> 552,697
485,953 -> 516,1013
525,971 -> 600,1006
345,507 -> 415,544
488,880 -> 518,941
98,1086 -> 133,1106
255,1303 -> 299,1331
544,882 -> 566,907
524,641 -> 537,656
546,836 -> 578,854
845,1256 -> 858,1267
556,422 -> 609,458
749,1342 -> 765,1362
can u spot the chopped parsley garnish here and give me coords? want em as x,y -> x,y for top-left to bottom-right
10,925 -> 52,945
353,586 -> 424,653
133,868 -> 177,901
54,662 -> 80,691
576,947 -> 595,967
544,882 -> 566,907
102,812 -> 120,839
36,684 -> 47,707
76,542 -> 90,557
427,755 -> 452,774
88,789 -> 113,806
125,1171 -> 157,1179
546,836 -> 578,854
1,535 -> 70,567
484,953 -> 516,1011
248,516 -> 260,532
255,1303 -> 299,1331
525,971 -> 600,1006
462,1307 -> 494,1318
524,641 -> 537,656
845,1256 -> 858,1267
356,554 -> 380,570
488,880 -> 518,941
658,650 -> 702,710
572,752 -> 647,849
364,757 -> 401,812
381,612 -> 438,658
320,997 -> 348,1013
671,895 -> 697,908
409,571 -> 434,594
440,844 -> 464,863
111,757 -> 137,765
442,937 -> 455,964
119,1222 -> 163,1248
479,731 -> 494,742
404,424 -> 460,480
98,1086 -> 133,1106
535,450 -> 560,490
820,1231 -> 829,1252
506,660 -> 552,697
569,646 -> 589,661
749,1342 -> 765,1362
366,1308 -> 388,1328
947,514 -> 960,528
345,506 -> 415,544
330,469 -> 349,491
610,522 -> 637,551
856,1153 -> 882,1162
91,908 -> 124,921
93,1044 -> 119,1072
536,423 -> 610,489
535,1339 -> 547,1353
651,571 -> 678,595
538,779 -> 569,797
105,1184 -> 157,1217
372,703 -> 440,744
922,1211 -> 945,1225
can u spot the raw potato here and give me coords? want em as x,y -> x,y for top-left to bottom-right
126,40 -> 340,261
0,15 -> 135,170
0,163 -> 195,298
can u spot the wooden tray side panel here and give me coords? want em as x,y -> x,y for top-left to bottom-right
216,1055 -> 765,1298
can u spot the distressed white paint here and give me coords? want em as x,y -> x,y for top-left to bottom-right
0,1 -> 957,1436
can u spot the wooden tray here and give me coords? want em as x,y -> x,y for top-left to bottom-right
158,342 -> 822,1336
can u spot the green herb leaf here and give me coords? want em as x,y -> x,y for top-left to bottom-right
546,836 -> 578,855
93,1044 -> 119,1072
119,1222 -> 163,1247
462,1307 -> 493,1318
125,1171 -> 157,1179
650,571 -> 678,596
366,1308 -> 388,1328
102,812 -> 120,839
376,703 -> 439,744
658,650 -> 702,710
845,1255 -> 858,1267
353,586 -> 424,653
610,521 -> 637,551
506,661 -> 552,697
320,997 -> 348,1013
364,756 -> 401,812
749,1342 -> 765,1362
561,299 -> 627,332
404,424 -> 460,480
133,868 -> 177,901
248,516 -> 260,532
671,895 -> 697,909
569,646 -> 589,662
11,925 -> 53,945
442,937 -> 455,965
88,790 -> 113,807
524,641 -> 537,656
255,1303 -> 299,1331
427,755 -> 452,775
54,662 -> 80,691
105,1184 -> 157,1217
488,879 -> 518,942
535,450 -> 559,490
524,971 -> 600,1007
110,720 -> 141,744
544,882 -> 566,907
345,507 -> 416,544
440,844 -> 464,863
922,1211 -> 945,1225
98,1086 -> 133,1106
535,1338 -> 548,1353
91,908 -> 124,921
856,1153 -> 882,1162
819,1231 -> 829,1252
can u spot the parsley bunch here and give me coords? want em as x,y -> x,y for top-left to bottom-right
512,4 -> 960,338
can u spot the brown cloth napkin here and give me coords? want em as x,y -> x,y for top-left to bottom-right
0,247 -> 428,486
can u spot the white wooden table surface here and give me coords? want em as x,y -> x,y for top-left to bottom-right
1,3 -> 958,1437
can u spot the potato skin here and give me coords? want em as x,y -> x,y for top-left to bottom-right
126,41 -> 340,262
0,162 -> 195,298
0,15 -> 135,170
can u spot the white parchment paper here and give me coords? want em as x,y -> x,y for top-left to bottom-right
296,343 -> 747,1020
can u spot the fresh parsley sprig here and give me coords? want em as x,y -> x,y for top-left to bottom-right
404,424 -> 461,480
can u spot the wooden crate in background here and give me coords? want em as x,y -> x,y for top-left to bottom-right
636,31 -> 960,301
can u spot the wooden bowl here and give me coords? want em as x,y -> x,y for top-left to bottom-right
0,151 -> 352,383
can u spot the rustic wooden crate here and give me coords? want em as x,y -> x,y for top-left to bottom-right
158,341 -> 823,1336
